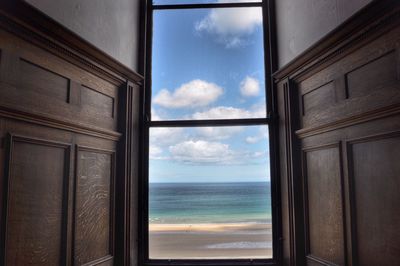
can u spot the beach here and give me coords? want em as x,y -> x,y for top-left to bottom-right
149,182 -> 272,259
149,222 -> 273,259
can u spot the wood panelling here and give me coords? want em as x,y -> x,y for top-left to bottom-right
81,86 -> 115,119
0,50 -> 19,86
346,51 -> 398,99
275,1 -> 400,265
74,147 -> 115,265
0,1 -> 143,265
298,25 -> 400,130
348,133 -> 400,266
20,59 -> 70,102
4,135 -> 70,265
302,81 -> 335,116
0,28 -> 119,133
303,145 -> 344,265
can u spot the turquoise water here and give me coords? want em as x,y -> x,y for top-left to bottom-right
149,182 -> 272,224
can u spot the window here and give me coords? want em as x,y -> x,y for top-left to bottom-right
141,0 -> 279,265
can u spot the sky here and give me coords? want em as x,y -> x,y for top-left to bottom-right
149,5 -> 270,183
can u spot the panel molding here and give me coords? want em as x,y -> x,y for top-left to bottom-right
306,255 -> 341,266
0,105 -> 121,141
273,0 -> 400,82
281,78 -> 305,266
73,145 -> 116,266
0,1 -> 143,86
344,130 -> 400,266
276,2 -> 400,266
302,143 -> 346,266
1,133 -> 72,265
296,103 -> 400,138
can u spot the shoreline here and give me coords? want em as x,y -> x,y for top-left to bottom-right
149,222 -> 272,232
149,222 -> 273,259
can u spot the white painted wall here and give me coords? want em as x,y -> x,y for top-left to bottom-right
275,0 -> 373,67
25,0 -> 140,71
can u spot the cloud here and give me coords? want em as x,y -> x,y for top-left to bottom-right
191,104 -> 266,119
149,145 -> 165,159
240,76 -> 260,97
168,139 -> 267,165
195,5 -> 262,48
169,140 -> 236,164
196,126 -> 243,140
153,79 -> 223,108
150,127 -> 185,147
245,136 -> 260,144
151,108 -> 162,121
245,127 -> 269,144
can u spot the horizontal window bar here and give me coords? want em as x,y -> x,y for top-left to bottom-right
152,2 -> 263,10
144,258 -> 277,266
146,118 -> 271,127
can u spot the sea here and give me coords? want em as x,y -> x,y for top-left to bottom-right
149,182 -> 272,224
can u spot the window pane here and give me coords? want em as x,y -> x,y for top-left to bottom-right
151,8 -> 266,120
153,0 -> 261,5
149,126 -> 272,259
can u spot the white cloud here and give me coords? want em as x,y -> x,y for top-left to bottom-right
149,145 -> 164,159
191,105 -> 266,120
153,79 -> 223,108
252,151 -> 266,158
169,140 -> 236,164
150,127 -> 185,147
240,76 -> 260,97
196,126 -> 243,140
245,136 -> 260,144
195,5 -> 262,48
245,127 -> 269,144
168,139 -> 267,165
151,108 -> 162,121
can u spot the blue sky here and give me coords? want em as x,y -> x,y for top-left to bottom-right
149,7 -> 270,183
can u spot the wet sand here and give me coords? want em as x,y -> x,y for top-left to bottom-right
149,223 -> 273,259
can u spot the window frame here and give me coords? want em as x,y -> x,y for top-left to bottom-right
139,1 -> 281,265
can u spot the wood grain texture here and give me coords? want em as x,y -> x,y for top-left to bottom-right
0,1 -> 143,85
20,58 -> 70,102
74,147 -> 114,265
0,2 -> 141,265
276,2 -> 400,266
0,28 -> 120,134
303,145 -> 345,265
302,81 -> 335,116
4,136 -> 70,266
300,26 -> 400,130
346,51 -> 398,99
348,133 -> 400,266
81,86 -> 115,119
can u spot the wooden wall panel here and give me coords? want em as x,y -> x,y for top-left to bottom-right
346,51 -> 398,99
4,136 -> 70,265
275,2 -> 400,265
81,86 -> 115,119
303,145 -> 344,265
348,133 -> 400,266
19,59 -> 70,103
0,29 -> 120,134
298,26 -> 400,130
302,81 -> 336,116
74,147 -> 115,265
0,2 -> 143,265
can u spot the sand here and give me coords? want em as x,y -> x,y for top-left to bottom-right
149,223 -> 273,259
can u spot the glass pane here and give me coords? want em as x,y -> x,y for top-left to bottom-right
154,0 -> 261,4
151,8 -> 266,120
149,126 -> 272,259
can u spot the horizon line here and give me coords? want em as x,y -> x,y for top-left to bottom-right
149,181 -> 271,184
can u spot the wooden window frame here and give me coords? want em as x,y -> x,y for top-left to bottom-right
138,1 -> 281,265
